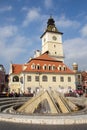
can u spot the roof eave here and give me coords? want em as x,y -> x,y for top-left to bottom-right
40,30 -> 63,38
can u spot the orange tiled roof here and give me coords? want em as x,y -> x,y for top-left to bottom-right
12,64 -> 23,74
12,53 -> 74,74
33,52 -> 57,61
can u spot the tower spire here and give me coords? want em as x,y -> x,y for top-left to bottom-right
45,16 -> 60,33
47,16 -> 55,27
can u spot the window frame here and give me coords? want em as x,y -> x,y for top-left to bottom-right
27,76 -> 31,82
60,76 -> 64,82
35,76 -> 39,82
52,76 -> 56,82
42,75 -> 48,82
13,76 -> 19,82
68,77 -> 71,82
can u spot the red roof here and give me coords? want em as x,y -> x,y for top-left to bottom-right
12,64 -> 22,74
33,52 -> 57,61
12,53 -> 74,74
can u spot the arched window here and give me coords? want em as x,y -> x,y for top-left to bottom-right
13,76 -> 19,82
42,75 -> 48,82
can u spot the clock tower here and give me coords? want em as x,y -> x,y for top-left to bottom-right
41,16 -> 64,62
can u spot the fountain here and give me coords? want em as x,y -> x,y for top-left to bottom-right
17,89 -> 80,115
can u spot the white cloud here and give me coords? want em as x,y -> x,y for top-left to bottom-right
56,15 -> 80,28
22,8 -> 40,27
44,0 -> 53,8
0,25 -> 17,38
64,24 -> 87,64
0,25 -> 32,62
80,24 -> 87,37
64,37 -> 87,70
0,6 -> 12,12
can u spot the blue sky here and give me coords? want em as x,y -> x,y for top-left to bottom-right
0,0 -> 87,73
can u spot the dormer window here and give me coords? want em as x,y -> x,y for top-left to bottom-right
59,67 -> 62,71
43,64 -> 47,70
58,65 -> 62,71
63,65 -> 66,71
31,63 -> 35,69
37,64 -> 40,70
52,65 -> 56,70
48,64 -> 51,70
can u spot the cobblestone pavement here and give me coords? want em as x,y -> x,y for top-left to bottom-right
0,121 -> 87,130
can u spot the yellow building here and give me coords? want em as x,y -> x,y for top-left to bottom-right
9,17 -> 76,94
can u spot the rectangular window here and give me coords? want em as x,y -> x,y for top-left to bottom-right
60,76 -> 64,82
42,75 -> 47,82
35,76 -> 39,82
52,76 -> 56,82
27,76 -> 31,82
68,77 -> 71,82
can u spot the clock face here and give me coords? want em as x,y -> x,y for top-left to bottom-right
52,36 -> 57,41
